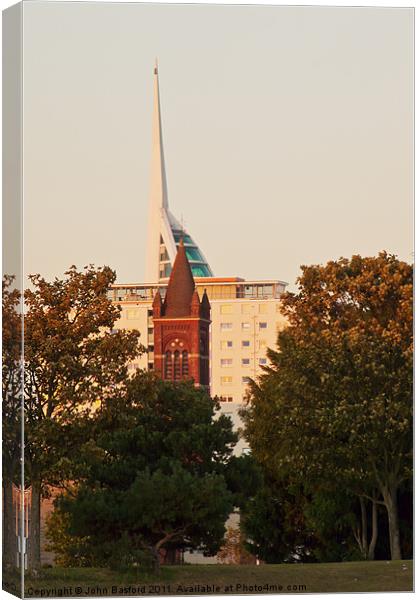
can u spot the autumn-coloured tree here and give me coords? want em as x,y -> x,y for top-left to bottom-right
242,253 -> 412,561
2,275 -> 23,568
23,265 -> 141,571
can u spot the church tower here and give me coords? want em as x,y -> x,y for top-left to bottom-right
152,239 -> 211,387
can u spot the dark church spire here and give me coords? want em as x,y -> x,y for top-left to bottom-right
164,239 -> 195,317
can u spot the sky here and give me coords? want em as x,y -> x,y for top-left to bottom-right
22,2 -> 413,290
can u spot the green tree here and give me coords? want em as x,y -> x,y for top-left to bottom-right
303,489 -> 366,562
44,499 -> 92,568
242,253 -> 412,561
223,454 -> 263,511
50,373 -> 238,573
241,477 -> 317,563
23,265 -> 141,570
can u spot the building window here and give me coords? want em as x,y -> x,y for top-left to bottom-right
258,339 -> 267,350
242,376 -> 251,384
164,351 -> 172,379
221,322 -> 233,330
185,247 -> 203,262
182,350 -> 189,377
221,358 -> 233,367
242,358 -> 250,366
259,358 -> 267,365
160,248 -> 169,262
221,376 -> 233,385
259,304 -> 268,314
173,350 -> 181,381
220,396 -> 233,403
220,340 -> 233,349
160,263 -> 172,278
241,304 -> 252,314
191,265 -> 211,277
259,322 -> 268,329
242,340 -> 250,347
241,322 -> 250,330
220,304 -> 233,314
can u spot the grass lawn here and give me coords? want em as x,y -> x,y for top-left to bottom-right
3,560 -> 413,597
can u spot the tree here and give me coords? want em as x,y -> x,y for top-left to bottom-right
2,275 -> 23,568
222,454 -> 263,511
44,499 -> 92,568
241,476 -> 317,563
49,373 -> 238,573
23,265 -> 141,570
303,488 -> 367,562
242,253 -> 412,560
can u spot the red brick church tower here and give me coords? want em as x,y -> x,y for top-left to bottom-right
152,239 -> 211,387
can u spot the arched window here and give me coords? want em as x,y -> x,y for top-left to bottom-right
164,351 -> 172,379
182,350 -> 189,377
173,350 -> 181,381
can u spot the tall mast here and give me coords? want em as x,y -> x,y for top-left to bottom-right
151,59 -> 168,210
145,60 -> 170,281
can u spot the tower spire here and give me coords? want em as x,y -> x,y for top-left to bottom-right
151,58 -> 168,209
164,239 -> 195,318
145,59 -> 171,281
144,61 -> 214,282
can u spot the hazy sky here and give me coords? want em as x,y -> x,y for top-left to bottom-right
22,2 -> 413,290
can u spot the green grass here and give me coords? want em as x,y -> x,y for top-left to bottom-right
3,561 -> 413,597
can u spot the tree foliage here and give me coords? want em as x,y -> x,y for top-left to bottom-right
50,373 -> 238,572
23,265 -> 142,569
3,275 -> 22,477
241,477 -> 316,563
241,253 -> 412,561
2,275 -> 23,567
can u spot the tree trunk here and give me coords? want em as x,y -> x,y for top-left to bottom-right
360,496 -> 368,558
382,486 -> 402,560
150,545 -> 161,575
28,480 -> 42,571
368,500 -> 378,560
3,479 -> 17,569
